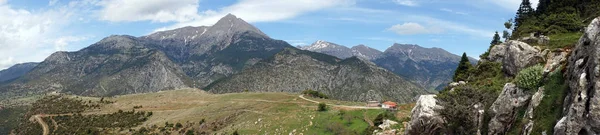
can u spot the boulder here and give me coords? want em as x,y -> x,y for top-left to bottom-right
543,49 -> 570,73
405,95 -> 445,135
519,33 -> 550,45
488,83 -> 532,135
487,40 -> 544,76
555,16 -> 600,134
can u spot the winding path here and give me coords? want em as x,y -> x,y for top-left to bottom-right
31,115 -> 49,135
298,95 -> 381,110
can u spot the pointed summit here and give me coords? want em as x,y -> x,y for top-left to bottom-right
211,13 -> 267,37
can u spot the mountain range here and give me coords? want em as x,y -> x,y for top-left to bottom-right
0,14 -> 428,103
299,41 -> 477,90
206,48 -> 426,103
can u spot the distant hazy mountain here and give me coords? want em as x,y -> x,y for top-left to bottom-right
0,62 -> 38,83
300,41 -> 476,90
374,44 -> 477,90
206,48 -> 427,103
299,40 -> 382,60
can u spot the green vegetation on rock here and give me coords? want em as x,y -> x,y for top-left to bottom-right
515,65 -> 543,91
531,69 -> 568,134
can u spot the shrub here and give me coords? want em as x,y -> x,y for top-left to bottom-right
302,89 -> 329,99
318,103 -> 327,111
515,65 -> 544,90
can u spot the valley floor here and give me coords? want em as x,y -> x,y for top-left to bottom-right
13,89 -> 414,134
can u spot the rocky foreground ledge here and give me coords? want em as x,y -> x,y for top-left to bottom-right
406,16 -> 600,135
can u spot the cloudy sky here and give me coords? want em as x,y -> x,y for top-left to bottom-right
0,0 -> 536,69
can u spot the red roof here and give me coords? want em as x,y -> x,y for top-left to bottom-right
383,101 -> 397,107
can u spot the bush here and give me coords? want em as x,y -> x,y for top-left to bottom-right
302,89 -> 329,99
515,65 -> 544,90
318,103 -> 327,111
437,86 -> 498,134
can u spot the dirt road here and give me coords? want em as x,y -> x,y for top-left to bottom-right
31,115 -> 49,135
298,95 -> 381,110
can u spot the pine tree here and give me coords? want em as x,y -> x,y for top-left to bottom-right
503,19 -> 513,41
491,31 -> 502,45
536,0 -> 551,15
453,53 -> 472,82
514,0 -> 534,29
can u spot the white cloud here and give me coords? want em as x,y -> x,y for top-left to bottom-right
98,0 -> 200,22
0,1 -> 90,69
156,0 -> 355,31
387,22 -> 443,35
391,15 -> 494,38
49,0 -> 59,6
440,8 -> 468,15
488,0 -> 538,11
393,0 -> 418,6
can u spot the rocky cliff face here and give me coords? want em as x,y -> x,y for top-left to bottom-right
0,62 -> 38,83
555,16 -> 600,134
205,48 -> 428,103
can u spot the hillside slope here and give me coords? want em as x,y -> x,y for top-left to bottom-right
206,48 -> 428,103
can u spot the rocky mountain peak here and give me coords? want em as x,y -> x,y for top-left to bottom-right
90,35 -> 140,50
301,40 -> 339,50
210,13 -> 267,37
351,44 -> 382,60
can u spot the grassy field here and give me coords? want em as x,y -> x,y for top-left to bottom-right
2,89 -> 414,134
89,89 -> 411,134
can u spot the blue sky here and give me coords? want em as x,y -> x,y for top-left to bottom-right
0,0 -> 536,69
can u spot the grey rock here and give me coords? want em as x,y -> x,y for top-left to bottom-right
405,95 -> 445,135
522,87 -> 545,135
488,83 -> 531,135
555,16 -> 600,135
487,40 -> 544,76
526,87 -> 545,119
543,49 -> 569,73
519,33 -> 550,45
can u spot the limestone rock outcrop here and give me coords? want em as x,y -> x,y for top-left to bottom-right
488,83 -> 532,134
554,16 -> 600,134
405,95 -> 445,134
487,40 -> 544,76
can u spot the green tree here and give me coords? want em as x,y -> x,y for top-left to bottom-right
503,19 -> 513,41
502,30 -> 511,41
436,86 -> 497,134
453,53 -> 472,82
514,0 -> 534,29
317,103 -> 327,111
491,31 -> 502,45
